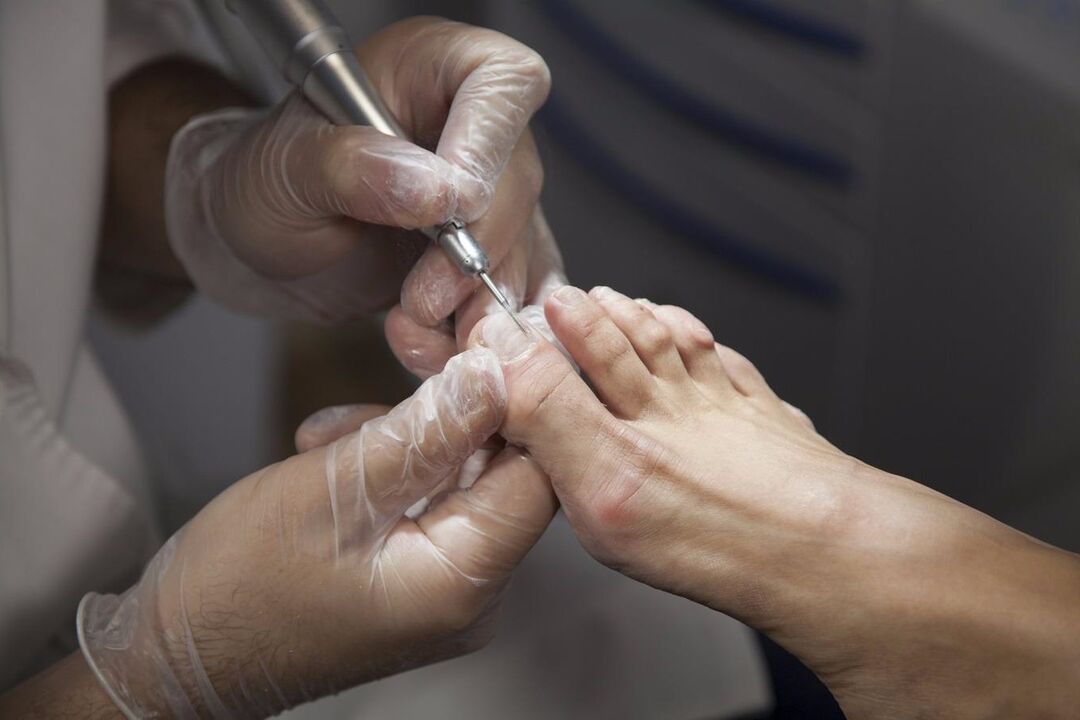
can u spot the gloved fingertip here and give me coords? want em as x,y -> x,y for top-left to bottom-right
444,346 -> 506,387
300,404 -> 357,430
295,404 -> 391,453
434,347 -> 508,437
295,405 -> 356,453
400,254 -> 464,327
465,316 -> 490,350
476,312 -> 541,363
400,354 -> 444,382
448,165 -> 495,222
385,306 -> 456,379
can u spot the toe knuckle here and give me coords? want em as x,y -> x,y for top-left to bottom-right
507,355 -> 576,428
576,314 -> 607,345
579,320 -> 628,364
638,320 -> 673,355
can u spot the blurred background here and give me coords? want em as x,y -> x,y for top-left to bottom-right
88,0 -> 1080,717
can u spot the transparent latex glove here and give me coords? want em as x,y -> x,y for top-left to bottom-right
78,349 -> 557,719
385,206 -> 567,378
165,16 -> 552,325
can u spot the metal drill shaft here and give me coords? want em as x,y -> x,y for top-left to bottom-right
479,272 -> 528,333
435,220 -> 525,332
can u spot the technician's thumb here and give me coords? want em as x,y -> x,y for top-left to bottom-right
326,348 -> 508,543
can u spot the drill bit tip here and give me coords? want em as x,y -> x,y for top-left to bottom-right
478,272 -> 528,334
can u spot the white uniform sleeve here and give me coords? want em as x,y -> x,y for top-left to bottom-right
0,357 -> 154,689
106,0 -> 231,86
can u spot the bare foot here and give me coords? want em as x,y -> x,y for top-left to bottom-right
471,285 -> 1080,720
474,285 -> 849,607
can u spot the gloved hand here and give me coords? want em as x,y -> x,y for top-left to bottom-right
78,349 -> 556,718
165,16 -> 560,355
385,205 -> 566,378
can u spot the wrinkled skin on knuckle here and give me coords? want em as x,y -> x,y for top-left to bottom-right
501,350 -> 577,438
571,313 -> 620,358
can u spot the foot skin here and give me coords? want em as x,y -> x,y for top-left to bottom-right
474,285 -> 850,611
471,285 -> 1080,720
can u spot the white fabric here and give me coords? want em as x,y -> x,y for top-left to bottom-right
0,358 -> 151,688
0,0 -> 219,687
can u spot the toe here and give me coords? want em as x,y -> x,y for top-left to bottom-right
471,312 -> 617,459
544,285 -> 659,418
470,313 -> 679,570
650,305 -> 736,401
470,312 -> 637,522
713,343 -> 777,399
590,287 -> 686,383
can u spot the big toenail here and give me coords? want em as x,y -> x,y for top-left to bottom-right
481,312 -> 539,361
554,286 -> 588,306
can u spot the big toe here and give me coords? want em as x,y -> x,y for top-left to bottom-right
470,312 -> 618,483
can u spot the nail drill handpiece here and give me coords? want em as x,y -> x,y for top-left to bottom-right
224,0 -> 525,328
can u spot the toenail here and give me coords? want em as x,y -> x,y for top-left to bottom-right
591,285 -> 616,300
554,285 -> 588,306
635,298 -> 657,309
481,312 -> 539,361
